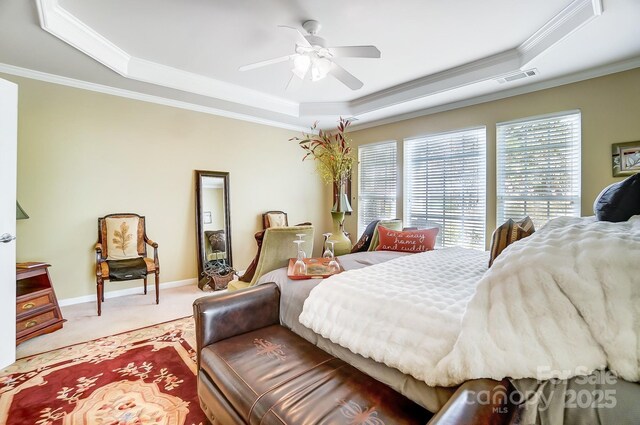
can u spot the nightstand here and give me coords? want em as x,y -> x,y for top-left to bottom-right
16,263 -> 65,345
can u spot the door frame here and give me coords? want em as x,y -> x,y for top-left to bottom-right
0,77 -> 18,368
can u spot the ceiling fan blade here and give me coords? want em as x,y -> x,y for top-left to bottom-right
329,62 -> 364,90
278,25 -> 312,48
238,55 -> 294,72
328,45 -> 381,58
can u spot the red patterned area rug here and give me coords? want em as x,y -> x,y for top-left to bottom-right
0,317 -> 206,425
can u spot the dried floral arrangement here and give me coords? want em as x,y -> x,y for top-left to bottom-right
291,117 -> 355,186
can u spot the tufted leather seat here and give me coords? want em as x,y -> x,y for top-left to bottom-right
194,284 -> 432,425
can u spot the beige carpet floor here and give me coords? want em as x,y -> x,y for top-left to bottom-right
16,283 -> 217,359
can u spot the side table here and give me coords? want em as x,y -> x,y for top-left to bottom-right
16,263 -> 65,345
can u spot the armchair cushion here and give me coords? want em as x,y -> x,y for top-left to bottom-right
105,216 -> 140,260
100,257 -> 156,277
266,212 -> 287,228
106,257 -> 148,281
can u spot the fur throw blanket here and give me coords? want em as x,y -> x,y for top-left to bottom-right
299,216 -> 640,386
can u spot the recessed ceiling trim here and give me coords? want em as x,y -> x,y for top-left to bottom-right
36,0 -> 300,117
519,0 -> 603,66
36,0 -> 130,75
0,62 -> 310,132
127,58 -> 299,116
349,56 -> 640,132
36,0 -> 606,126
348,50 -> 523,116
346,0 -> 602,117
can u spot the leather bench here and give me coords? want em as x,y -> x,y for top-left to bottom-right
193,283 -> 433,425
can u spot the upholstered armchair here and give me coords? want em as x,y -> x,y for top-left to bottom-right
95,213 -> 159,316
227,225 -> 314,291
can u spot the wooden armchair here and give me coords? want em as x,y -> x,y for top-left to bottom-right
95,213 -> 159,316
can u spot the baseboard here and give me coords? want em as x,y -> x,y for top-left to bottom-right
58,278 -> 197,307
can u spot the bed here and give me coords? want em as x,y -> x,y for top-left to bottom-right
256,216 -> 640,424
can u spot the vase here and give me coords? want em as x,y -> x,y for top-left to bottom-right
328,211 -> 352,256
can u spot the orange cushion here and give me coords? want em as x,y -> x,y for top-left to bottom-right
375,226 -> 439,253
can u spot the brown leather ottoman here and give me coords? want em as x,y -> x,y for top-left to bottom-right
194,283 -> 432,425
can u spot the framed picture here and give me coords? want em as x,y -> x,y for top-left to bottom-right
612,141 -> 640,177
203,211 -> 212,224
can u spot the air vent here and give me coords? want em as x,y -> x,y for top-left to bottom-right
496,69 -> 539,84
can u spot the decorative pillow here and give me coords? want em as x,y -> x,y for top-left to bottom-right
375,226 -> 439,253
106,216 -> 140,260
351,220 -> 380,253
267,213 -> 287,228
488,216 -> 535,267
207,230 -> 226,252
594,174 -> 640,222
368,219 -> 403,251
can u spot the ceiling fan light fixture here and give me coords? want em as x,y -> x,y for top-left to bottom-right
240,20 -> 376,90
292,54 -> 311,79
310,57 -> 332,81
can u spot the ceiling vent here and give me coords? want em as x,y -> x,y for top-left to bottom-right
496,69 -> 539,84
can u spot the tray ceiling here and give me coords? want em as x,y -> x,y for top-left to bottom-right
0,0 -> 638,129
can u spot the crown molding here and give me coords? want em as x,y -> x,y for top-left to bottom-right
0,63 -> 310,132
349,56 -> 640,132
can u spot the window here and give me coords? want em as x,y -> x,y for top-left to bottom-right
358,141 -> 397,236
497,111 -> 581,229
404,128 -> 486,249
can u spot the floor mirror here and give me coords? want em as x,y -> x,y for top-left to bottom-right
195,170 -> 232,289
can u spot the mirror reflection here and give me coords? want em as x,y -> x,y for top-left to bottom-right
196,171 -> 232,289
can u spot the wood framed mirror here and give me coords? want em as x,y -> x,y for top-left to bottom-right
195,170 -> 232,283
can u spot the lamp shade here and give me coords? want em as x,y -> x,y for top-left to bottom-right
16,201 -> 29,220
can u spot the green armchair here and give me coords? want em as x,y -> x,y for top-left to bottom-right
228,225 -> 314,291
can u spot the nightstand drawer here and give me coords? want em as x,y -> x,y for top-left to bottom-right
16,308 -> 60,334
16,263 -> 65,345
16,292 -> 54,315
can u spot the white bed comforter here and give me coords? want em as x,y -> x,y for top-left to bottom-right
299,216 -> 640,387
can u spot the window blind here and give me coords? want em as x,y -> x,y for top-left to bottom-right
404,128 -> 486,250
497,111 -> 581,229
358,141 -> 397,236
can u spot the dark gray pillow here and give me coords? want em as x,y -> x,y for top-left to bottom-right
594,174 -> 640,222
351,220 -> 380,253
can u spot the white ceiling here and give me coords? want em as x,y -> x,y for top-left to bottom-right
0,0 -> 639,130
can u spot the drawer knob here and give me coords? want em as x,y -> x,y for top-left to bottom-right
25,320 -> 38,329
21,302 -> 36,310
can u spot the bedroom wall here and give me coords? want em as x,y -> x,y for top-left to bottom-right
346,67 -> 640,246
5,74 -> 330,301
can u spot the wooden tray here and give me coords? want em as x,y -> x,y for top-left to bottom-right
287,257 -> 343,280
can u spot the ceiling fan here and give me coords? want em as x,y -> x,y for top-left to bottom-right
239,20 -> 381,90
